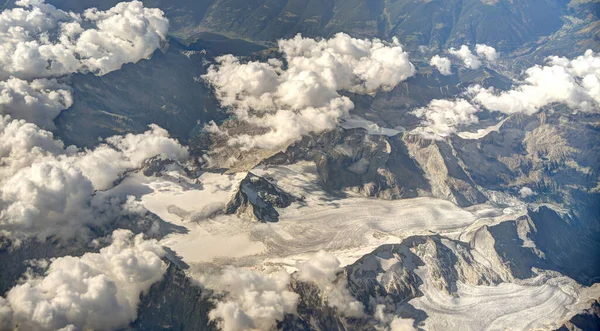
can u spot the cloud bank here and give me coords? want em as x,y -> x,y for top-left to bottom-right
0,77 -> 72,128
470,49 -> 600,115
204,253 -> 367,331
0,0 -> 168,80
0,0 -> 169,128
0,229 -> 166,330
0,2 -> 175,330
0,116 -> 188,242
0,1 -> 179,242
203,33 -> 415,150
414,50 -> 600,138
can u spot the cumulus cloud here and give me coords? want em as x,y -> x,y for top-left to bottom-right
413,50 -> 600,139
448,45 -> 482,70
0,0 -> 168,127
520,187 -> 536,198
0,229 -> 166,330
205,267 -> 299,331
430,55 -> 452,75
389,316 -> 417,331
444,44 -> 497,71
297,251 -> 365,318
0,2 -> 175,328
470,49 -> 600,115
373,304 -> 417,331
0,77 -> 72,128
411,99 -> 479,138
475,44 -> 498,62
0,0 -> 168,80
203,33 -> 415,150
0,115 -> 188,242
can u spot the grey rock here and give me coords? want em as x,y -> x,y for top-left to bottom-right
129,263 -> 216,331
225,173 -> 298,222
556,300 -> 600,331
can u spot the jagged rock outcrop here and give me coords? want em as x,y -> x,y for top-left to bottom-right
130,262 -> 216,331
450,111 -> 600,204
225,173 -> 298,222
556,300 -> 600,331
264,128 -> 431,200
0,239 -> 84,295
282,280 -> 354,331
467,204 -> 600,285
403,134 -> 488,206
346,235 -> 506,306
141,156 -> 176,177
260,126 -> 494,206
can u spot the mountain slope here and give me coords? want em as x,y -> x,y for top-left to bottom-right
42,0 -> 583,53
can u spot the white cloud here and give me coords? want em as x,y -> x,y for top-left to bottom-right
373,304 -> 417,331
205,267 -> 299,331
389,316 -> 417,331
0,0 -> 168,80
203,33 -> 415,150
430,55 -> 452,75
520,187 -> 536,198
476,44 -> 498,62
0,159 -> 98,240
105,124 -> 190,171
470,50 -> 600,115
0,115 -> 65,180
0,2 -> 175,328
297,251 -> 365,318
297,250 -> 340,282
0,115 -> 188,242
229,98 -> 354,150
448,45 -> 481,70
0,77 -> 72,128
204,253 -> 365,331
1,229 -> 166,331
411,99 -> 479,138
413,50 -> 600,139
0,0 -> 168,127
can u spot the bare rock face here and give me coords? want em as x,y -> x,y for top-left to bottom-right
261,126 -> 493,207
556,300 -> 600,331
345,235 -> 506,305
141,156 -> 176,177
450,111 -> 600,205
283,279 -> 354,331
403,134 -> 488,207
130,263 -> 217,331
264,128 -> 432,200
225,173 -> 298,222
468,204 -> 600,285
